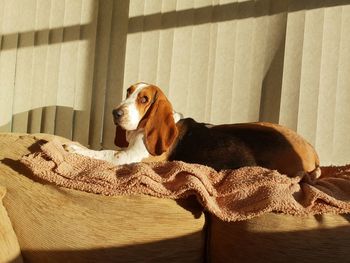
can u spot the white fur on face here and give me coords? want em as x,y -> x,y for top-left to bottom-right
117,83 -> 150,130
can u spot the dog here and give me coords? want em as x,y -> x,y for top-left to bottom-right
65,82 -> 320,178
65,82 -> 181,165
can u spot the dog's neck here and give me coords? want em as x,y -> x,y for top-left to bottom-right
120,129 -> 148,162
121,111 -> 182,163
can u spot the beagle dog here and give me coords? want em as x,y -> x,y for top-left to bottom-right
65,82 -> 181,165
66,82 -> 320,178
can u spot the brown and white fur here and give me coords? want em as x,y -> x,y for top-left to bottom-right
65,82 -> 181,165
65,82 -> 320,178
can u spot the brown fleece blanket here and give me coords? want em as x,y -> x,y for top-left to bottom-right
20,139 -> 350,221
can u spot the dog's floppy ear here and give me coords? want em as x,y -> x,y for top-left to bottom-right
139,94 -> 178,156
114,125 -> 129,148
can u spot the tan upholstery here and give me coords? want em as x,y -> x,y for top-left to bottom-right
0,186 -> 23,263
1,133 -> 350,263
0,133 -> 205,263
209,213 -> 350,263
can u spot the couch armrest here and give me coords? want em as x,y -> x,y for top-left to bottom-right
0,186 -> 23,263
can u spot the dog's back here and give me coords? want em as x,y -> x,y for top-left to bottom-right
169,118 -> 320,176
168,118 -> 256,171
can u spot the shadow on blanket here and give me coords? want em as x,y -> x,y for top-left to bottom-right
12,138 -> 350,222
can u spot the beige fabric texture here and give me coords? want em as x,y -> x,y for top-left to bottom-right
20,135 -> 350,222
0,133 -> 205,263
0,186 -> 23,263
209,213 -> 350,263
1,1 -> 350,166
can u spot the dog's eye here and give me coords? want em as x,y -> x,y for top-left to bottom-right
140,96 -> 148,104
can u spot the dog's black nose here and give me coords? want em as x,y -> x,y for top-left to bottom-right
113,109 -> 124,118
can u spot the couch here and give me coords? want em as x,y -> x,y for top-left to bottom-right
0,133 -> 349,263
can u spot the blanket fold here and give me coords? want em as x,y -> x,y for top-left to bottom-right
20,139 -> 350,221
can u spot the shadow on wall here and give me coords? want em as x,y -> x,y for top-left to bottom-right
0,0 -> 130,149
128,0 -> 350,33
0,24 -> 91,51
259,26 -> 287,123
258,0 -> 345,124
0,106 -> 100,144
126,0 -> 350,124
2,0 -> 350,146
0,0 -> 102,146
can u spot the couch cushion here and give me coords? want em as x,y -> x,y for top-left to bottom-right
0,133 -> 205,263
0,186 -> 23,263
208,213 -> 350,263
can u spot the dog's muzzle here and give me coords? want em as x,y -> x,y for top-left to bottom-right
112,108 -> 124,124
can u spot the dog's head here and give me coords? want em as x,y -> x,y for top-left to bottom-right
113,82 -> 179,156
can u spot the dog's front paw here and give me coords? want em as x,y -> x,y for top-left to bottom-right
63,143 -> 85,154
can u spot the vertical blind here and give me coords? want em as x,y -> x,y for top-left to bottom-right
0,0 -> 349,165
0,0 -> 98,146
